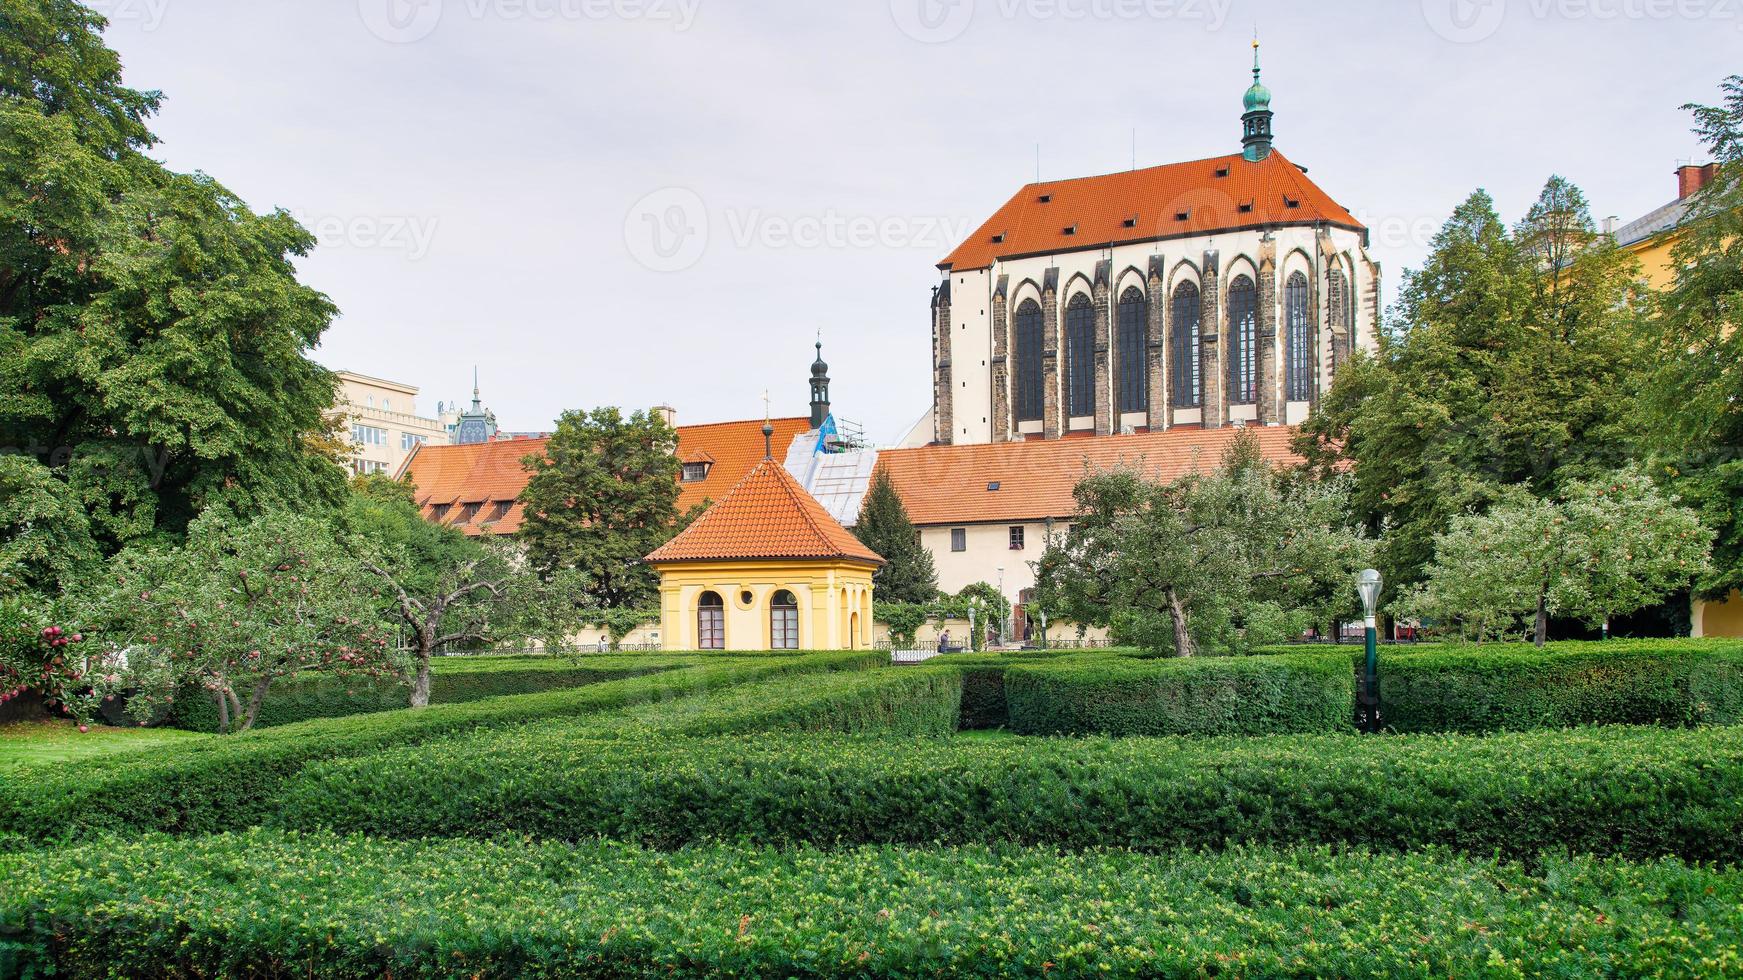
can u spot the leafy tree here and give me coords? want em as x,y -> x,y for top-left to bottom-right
1039,433 -> 1370,657
854,468 -> 938,604
872,601 -> 929,649
1298,183 -> 1646,593
0,593 -> 112,726
0,455 -> 99,595
344,488 -> 545,708
1398,470 -> 1711,646
84,509 -> 398,733
519,407 -> 691,610
1647,75 -> 1743,603
0,0 -> 347,552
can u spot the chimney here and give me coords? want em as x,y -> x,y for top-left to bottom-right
654,404 -> 677,428
1601,215 -> 1619,236
1677,163 -> 1718,200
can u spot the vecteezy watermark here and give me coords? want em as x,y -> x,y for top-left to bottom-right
891,0 -> 1232,43
291,212 -> 442,260
624,188 -> 709,273
358,0 -> 702,43
1422,0 -> 1743,43
623,187 -> 975,273
85,0 -> 171,31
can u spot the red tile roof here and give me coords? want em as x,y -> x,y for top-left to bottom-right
646,457 -> 883,565
876,426 -> 1303,526
938,150 -> 1363,272
399,417 -> 812,537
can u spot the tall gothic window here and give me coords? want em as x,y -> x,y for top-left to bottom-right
697,591 -> 725,650
770,590 -> 799,650
1014,299 -> 1043,422
1065,293 -> 1095,418
1116,287 -> 1148,414
1171,282 -> 1201,408
1285,272 -> 1311,401
1227,275 -> 1257,404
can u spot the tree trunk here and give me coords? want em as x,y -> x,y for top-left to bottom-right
224,685 -> 244,734
1533,590 -> 1550,649
213,688 -> 230,734
239,676 -> 274,733
410,628 -> 436,709
1166,588 -> 1195,658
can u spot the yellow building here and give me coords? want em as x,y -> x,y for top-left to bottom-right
1614,163 -> 1717,290
646,426 -> 883,651
1613,161 -> 1741,637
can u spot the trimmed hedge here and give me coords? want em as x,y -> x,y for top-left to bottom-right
4,831 -> 1739,978
165,655 -> 682,732
274,725 -> 1743,863
1004,653 -> 1354,736
0,652 -> 884,842
1375,640 -> 1743,733
584,666 -> 963,737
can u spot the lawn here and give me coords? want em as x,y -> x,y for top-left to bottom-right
0,719 -> 206,770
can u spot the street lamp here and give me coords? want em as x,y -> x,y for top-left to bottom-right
995,567 -> 1006,646
1356,569 -> 1383,732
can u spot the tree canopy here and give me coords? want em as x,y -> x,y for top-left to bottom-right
1297,179 -> 1647,593
0,0 -> 347,560
518,407 -> 692,610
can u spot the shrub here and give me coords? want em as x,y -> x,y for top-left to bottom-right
1375,639 -> 1743,733
274,725 -> 1743,863
164,655 -> 677,732
1004,653 -> 1354,736
0,652 -> 883,842
3,831 -> 1739,978
589,666 -> 962,737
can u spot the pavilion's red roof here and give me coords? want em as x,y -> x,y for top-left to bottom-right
646,457 -> 883,565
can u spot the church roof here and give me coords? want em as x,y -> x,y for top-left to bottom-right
876,425 -> 1304,526
646,456 -> 884,565
399,416 -> 812,537
937,149 -> 1364,272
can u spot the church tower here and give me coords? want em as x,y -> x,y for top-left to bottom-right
452,369 -> 499,445
1241,38 -> 1274,162
809,341 -> 831,429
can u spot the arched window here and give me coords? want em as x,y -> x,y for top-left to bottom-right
1014,299 -> 1043,422
1327,267 -> 1348,376
1116,287 -> 1147,414
1065,293 -> 1095,419
1170,282 -> 1201,408
770,590 -> 799,650
1227,275 -> 1257,404
697,591 -> 725,650
1285,272 -> 1311,401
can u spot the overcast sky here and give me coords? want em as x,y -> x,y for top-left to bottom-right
97,0 -> 1732,441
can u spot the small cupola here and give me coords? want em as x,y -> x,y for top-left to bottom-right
1241,36 -> 1275,163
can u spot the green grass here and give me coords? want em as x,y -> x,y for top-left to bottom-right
0,720 -> 206,770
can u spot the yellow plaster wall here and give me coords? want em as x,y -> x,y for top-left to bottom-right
1694,591 -> 1743,639
653,559 -> 876,651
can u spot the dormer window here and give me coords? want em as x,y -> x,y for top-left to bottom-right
430,503 -> 451,522
1038,193 -> 1052,203
459,502 -> 482,524
991,232 -> 1006,243
1284,196 -> 1301,209
1122,216 -> 1137,228
1175,209 -> 1191,222
1061,224 -> 1077,236
681,461 -> 712,483
1237,200 -> 1254,214
1215,165 -> 1230,178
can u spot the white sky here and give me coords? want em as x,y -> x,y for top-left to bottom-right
97,0 -> 1733,442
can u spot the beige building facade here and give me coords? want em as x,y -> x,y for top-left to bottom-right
334,371 -> 450,478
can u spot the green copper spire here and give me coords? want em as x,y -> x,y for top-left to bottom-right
1241,35 -> 1274,162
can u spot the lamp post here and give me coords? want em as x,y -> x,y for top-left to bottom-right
995,567 -> 1006,646
1356,569 -> 1383,733
966,599 -> 979,653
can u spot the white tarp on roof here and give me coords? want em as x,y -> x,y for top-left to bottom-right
782,430 -> 878,528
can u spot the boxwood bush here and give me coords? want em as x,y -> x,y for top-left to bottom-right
274,725 -> 1743,863
585,666 -> 963,737
164,655 -> 682,732
1004,653 -> 1354,736
0,652 -> 884,842
1375,640 -> 1743,733
3,831 -> 1738,978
